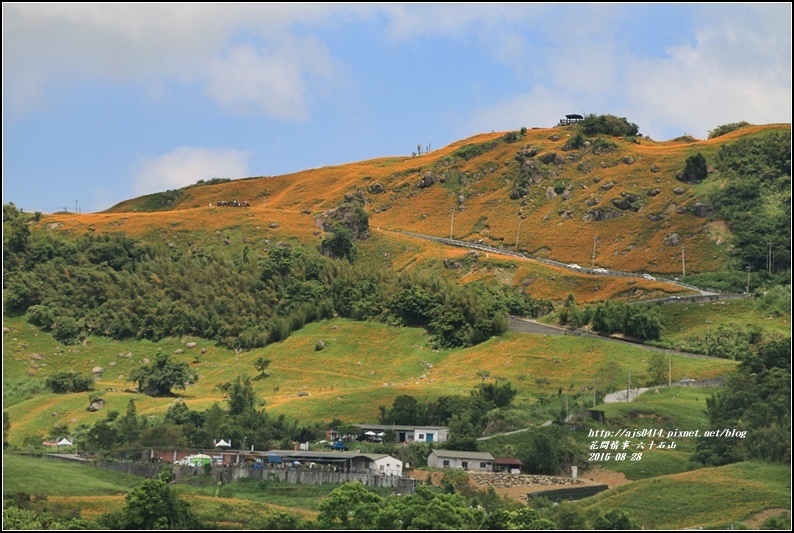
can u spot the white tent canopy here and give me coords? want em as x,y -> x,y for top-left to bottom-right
214,439 -> 232,447
56,438 -> 73,446
364,431 -> 377,436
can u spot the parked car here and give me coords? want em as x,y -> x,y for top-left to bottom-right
568,263 -> 582,270
593,268 -> 608,274
642,274 -> 656,281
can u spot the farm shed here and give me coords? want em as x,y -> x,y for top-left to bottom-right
427,449 -> 494,472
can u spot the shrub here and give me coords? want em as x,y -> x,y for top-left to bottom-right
45,371 -> 94,394
679,153 -> 708,183
579,114 -> 639,137
503,131 -> 521,143
590,138 -> 618,154
27,305 -> 55,330
708,121 -> 752,139
129,353 -> 197,397
52,316 -> 82,345
563,131 -> 586,150
452,141 -> 499,160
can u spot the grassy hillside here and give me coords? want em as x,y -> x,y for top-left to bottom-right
2,313 -> 737,447
2,454 -> 142,497
32,123 -> 790,276
2,454 -> 318,527
582,461 -> 791,529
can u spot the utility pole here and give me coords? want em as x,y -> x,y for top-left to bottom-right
593,377 -> 597,407
565,390 -> 568,421
449,210 -> 454,239
668,352 -> 671,387
681,244 -> 686,277
515,220 -> 520,249
592,236 -> 597,268
627,368 -> 631,402
705,320 -> 712,356
745,266 -> 752,295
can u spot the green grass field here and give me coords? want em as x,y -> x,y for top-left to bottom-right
2,454 -> 142,497
175,477 -> 393,512
581,461 -> 791,530
653,298 -> 790,348
3,312 -> 738,447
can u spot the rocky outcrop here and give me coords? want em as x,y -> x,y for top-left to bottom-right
539,152 -> 565,166
315,203 -> 370,240
583,209 -> 623,223
691,202 -> 713,218
417,172 -> 437,189
443,259 -> 462,269
515,145 -> 541,160
577,160 -> 594,174
664,233 -> 682,246
367,183 -> 385,194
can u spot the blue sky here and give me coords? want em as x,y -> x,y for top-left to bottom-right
3,3 -> 791,214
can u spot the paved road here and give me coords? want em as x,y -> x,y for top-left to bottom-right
508,317 -> 725,360
384,229 -> 713,295
382,229 -> 752,304
603,387 -> 652,403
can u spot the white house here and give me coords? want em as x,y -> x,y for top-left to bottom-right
352,453 -> 404,476
427,449 -> 494,472
355,424 -> 449,444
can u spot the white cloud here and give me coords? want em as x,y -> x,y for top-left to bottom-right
465,4 -> 791,141
204,38 -> 339,121
2,4 -> 355,118
625,4 -> 792,139
134,147 -> 251,195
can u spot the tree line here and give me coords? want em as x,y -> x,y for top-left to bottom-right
3,223 -> 551,351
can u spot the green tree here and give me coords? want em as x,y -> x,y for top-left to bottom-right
320,225 -> 357,261
118,399 -> 141,445
45,370 -> 94,394
139,423 -> 187,448
129,353 -> 196,397
447,413 -> 479,451
579,114 -> 639,136
679,153 -> 708,183
85,420 -> 119,451
226,376 -> 261,416
51,316 -> 83,345
384,395 -> 423,425
318,482 -> 384,529
101,470 -> 200,530
253,357 -> 271,378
